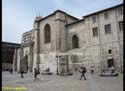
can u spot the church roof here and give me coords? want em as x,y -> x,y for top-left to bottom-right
54,10 -> 79,20
83,3 -> 123,18
37,10 -> 79,22
66,19 -> 85,26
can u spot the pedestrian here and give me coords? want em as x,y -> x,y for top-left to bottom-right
79,66 -> 87,80
9,68 -> 13,74
90,66 -> 94,74
61,68 -> 65,75
110,66 -> 115,74
20,68 -> 24,78
47,68 -> 50,72
91,69 -> 94,74
34,68 -> 40,81
90,67 -> 94,74
75,68 -> 77,73
102,69 -> 105,73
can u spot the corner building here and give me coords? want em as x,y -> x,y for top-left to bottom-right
13,4 -> 123,74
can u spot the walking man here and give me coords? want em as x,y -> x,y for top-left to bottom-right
79,66 -> 86,80
9,68 -> 13,74
20,68 -> 24,78
34,68 -> 39,81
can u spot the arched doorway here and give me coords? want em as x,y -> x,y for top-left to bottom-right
72,35 -> 79,49
20,55 -> 28,73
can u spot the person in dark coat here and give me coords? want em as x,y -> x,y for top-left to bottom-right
79,66 -> 86,80
9,68 -> 13,74
91,69 -> 94,74
20,68 -> 24,78
34,68 -> 39,81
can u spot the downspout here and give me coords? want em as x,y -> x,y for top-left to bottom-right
97,14 -> 103,73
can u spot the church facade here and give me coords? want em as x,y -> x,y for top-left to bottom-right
13,3 -> 123,74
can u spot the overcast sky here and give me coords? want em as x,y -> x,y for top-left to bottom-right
2,0 -> 123,43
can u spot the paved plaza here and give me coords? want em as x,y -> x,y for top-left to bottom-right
2,72 -> 123,91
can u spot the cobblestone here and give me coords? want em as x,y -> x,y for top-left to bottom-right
2,72 -> 123,91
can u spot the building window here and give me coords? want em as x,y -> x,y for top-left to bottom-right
105,24 -> 111,34
44,24 -> 51,43
108,49 -> 112,54
119,21 -> 123,31
92,16 -> 96,23
107,58 -> 114,68
118,7 -> 123,15
104,12 -> 109,20
93,27 -> 98,37
23,38 -> 26,43
72,35 -> 79,49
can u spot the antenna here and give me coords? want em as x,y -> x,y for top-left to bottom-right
39,11 -> 40,17
36,12 -> 38,17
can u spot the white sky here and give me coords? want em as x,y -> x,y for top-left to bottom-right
2,0 -> 123,43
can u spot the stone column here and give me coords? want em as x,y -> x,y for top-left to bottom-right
13,48 -> 17,71
29,42 -> 34,72
20,46 -> 24,72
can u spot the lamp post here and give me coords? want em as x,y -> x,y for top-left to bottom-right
67,55 -> 69,73
56,55 -> 59,75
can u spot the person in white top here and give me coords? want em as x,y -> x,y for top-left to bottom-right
110,66 -> 115,73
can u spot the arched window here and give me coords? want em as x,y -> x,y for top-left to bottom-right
44,24 -> 51,43
72,35 -> 79,49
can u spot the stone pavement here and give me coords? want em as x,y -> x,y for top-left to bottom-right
2,72 -> 123,91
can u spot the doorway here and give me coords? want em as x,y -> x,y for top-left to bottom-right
107,58 -> 114,68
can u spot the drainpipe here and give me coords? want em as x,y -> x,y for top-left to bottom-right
97,14 -> 103,74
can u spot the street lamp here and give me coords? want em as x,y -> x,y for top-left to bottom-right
67,55 -> 69,73
56,55 -> 59,75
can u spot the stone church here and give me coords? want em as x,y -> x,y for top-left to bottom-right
13,3 -> 123,74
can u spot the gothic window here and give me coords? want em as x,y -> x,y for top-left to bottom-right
44,24 -> 51,43
72,35 -> 79,49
